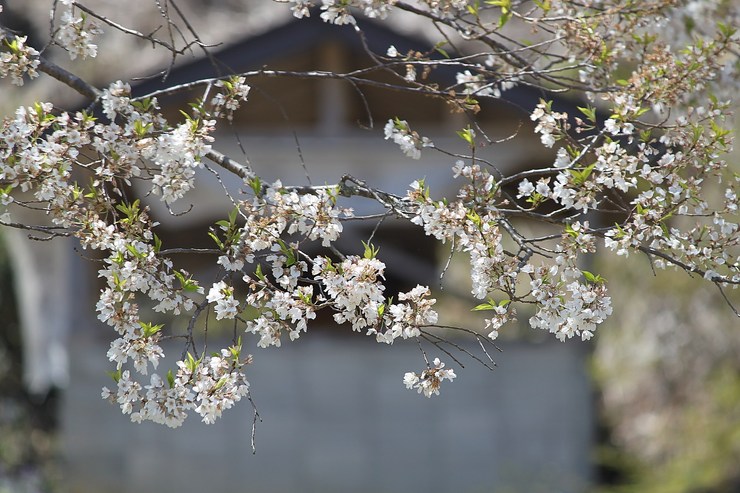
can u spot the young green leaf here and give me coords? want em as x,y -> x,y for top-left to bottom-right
456,125 -> 476,147
362,240 -> 380,259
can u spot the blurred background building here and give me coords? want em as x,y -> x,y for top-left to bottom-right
0,2 -> 738,493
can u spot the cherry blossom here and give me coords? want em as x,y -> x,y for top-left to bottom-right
0,0 -> 737,427
403,358 -> 457,398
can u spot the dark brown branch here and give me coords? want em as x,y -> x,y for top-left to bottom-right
0,219 -> 72,238
36,56 -> 102,99
205,148 -> 253,179
74,2 -> 180,53
635,244 -> 740,286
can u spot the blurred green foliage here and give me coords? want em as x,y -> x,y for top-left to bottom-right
593,253 -> 740,493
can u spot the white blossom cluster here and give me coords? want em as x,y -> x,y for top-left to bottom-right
531,97 -> 738,285
313,255 -> 387,331
211,76 -> 251,121
482,303 -> 513,341
206,281 -> 239,320
198,179 -> 354,349
238,251 -> 439,351
107,329 -> 165,374
100,80 -> 133,120
244,285 -> 317,348
0,35 -> 40,86
384,118 -> 433,159
98,80 -> 216,203
0,102 -> 67,204
265,184 -> 346,246
372,285 -> 438,344
408,161 -> 617,342
55,7 -> 102,60
217,235 -> 438,354
530,100 -> 569,148
455,69 -> 516,99
0,77 -> 254,423
403,358 -> 456,397
528,262 -> 612,342
150,119 -> 215,203
409,163 -> 520,301
285,0 -> 396,24
214,181 -> 349,277
285,0 -> 469,25
175,350 -> 250,425
102,344 -> 250,427
92,222 -> 234,425
95,234 -> 197,369
1,0 -> 738,422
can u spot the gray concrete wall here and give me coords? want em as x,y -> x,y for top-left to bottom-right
61,332 -> 594,493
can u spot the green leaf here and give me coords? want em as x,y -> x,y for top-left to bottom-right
577,105 -> 596,123
362,240 -> 380,259
568,163 -> 596,186
456,126 -> 476,147
115,199 -> 141,224
486,0 -> 512,26
139,321 -> 164,338
208,231 -> 224,250
0,185 -> 12,199
229,337 -> 242,361
498,10 -> 512,27
392,117 -> 408,132
635,106 -> 650,117
275,239 -> 297,266
166,369 -> 175,388
107,369 -> 122,383
466,209 -> 482,227
472,297 -> 502,311
125,243 -> 142,258
185,352 -> 200,373
228,206 -> 239,226
174,270 -> 200,292
323,257 -> 336,273
213,376 -> 228,391
33,102 -> 46,120
433,42 -> 450,59
473,299 -> 510,311
582,270 -> 606,284
132,97 -> 153,112
472,302 -> 496,311
248,176 -> 262,197
533,0 -> 550,13
111,252 -> 125,266
133,119 -> 152,138
526,192 -> 546,207
377,302 -> 386,317
717,21 -> 737,39
153,233 -> 162,253
466,0 -> 479,16
4,38 -> 19,53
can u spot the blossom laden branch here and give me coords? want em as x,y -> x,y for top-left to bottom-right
0,0 -> 737,426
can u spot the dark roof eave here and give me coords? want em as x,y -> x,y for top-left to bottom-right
130,14 -> 589,120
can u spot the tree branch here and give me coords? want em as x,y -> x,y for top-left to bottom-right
37,56 -> 102,99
